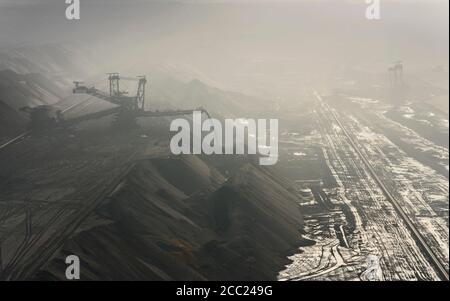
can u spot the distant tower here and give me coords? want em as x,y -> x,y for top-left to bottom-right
388,61 -> 403,87
388,61 -> 406,103
107,73 -> 120,97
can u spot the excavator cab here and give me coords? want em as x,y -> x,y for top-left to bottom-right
73,81 -> 95,94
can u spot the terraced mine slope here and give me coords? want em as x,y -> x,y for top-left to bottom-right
0,110 -> 306,280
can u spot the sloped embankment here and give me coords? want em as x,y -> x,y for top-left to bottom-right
0,69 -> 68,140
37,156 -> 306,280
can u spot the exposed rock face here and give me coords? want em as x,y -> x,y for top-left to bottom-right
36,155 -> 305,280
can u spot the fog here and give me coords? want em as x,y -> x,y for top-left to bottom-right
0,0 -> 448,99
0,1 -> 449,281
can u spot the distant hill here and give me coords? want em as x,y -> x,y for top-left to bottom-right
0,43 -> 102,142
0,44 -> 275,143
149,76 -> 274,118
0,43 -> 101,86
0,69 -> 66,110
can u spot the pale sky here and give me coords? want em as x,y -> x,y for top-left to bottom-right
0,0 -> 448,97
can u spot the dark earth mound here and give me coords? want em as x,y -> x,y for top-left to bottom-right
35,155 -> 306,280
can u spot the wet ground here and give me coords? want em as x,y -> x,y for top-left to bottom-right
277,93 -> 448,281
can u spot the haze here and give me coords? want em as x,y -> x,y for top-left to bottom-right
0,0 -> 448,100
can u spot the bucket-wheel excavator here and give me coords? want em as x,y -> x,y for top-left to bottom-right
22,73 -> 210,131
67,73 -> 210,128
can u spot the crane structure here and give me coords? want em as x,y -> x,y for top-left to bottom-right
67,73 -> 209,128
388,61 -> 404,87
22,73 -> 209,131
387,61 -> 408,103
73,73 -> 147,111
106,73 -> 145,109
